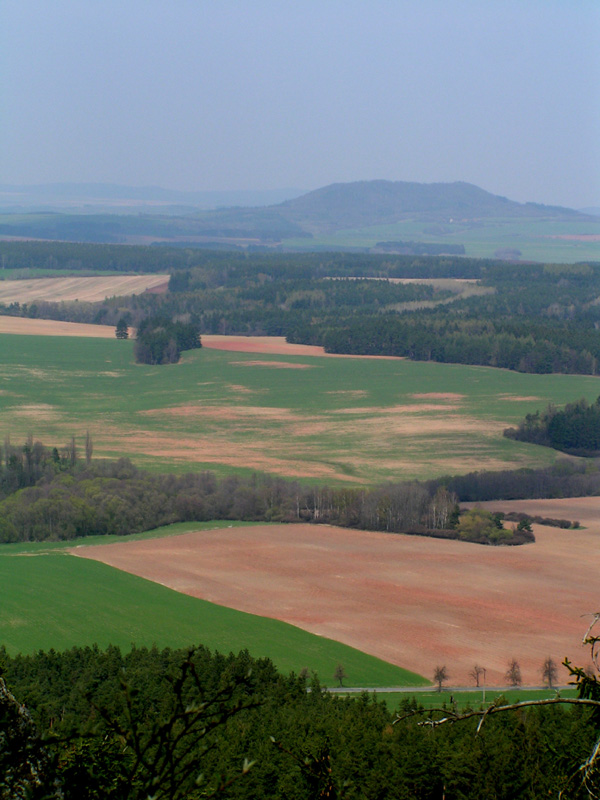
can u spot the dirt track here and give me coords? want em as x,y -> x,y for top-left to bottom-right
73,511 -> 600,686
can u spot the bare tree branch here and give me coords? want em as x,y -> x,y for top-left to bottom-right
394,696 -> 600,728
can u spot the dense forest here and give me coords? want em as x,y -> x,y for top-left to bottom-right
2,642 -> 599,799
505,396 -> 600,456
2,242 -> 600,375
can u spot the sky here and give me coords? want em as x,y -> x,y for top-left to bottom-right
1,0 -> 599,208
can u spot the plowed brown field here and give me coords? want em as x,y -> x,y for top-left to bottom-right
468,496 -> 600,532
0,316 -> 119,337
74,510 -> 600,686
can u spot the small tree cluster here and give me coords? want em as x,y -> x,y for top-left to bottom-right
134,316 -> 201,365
456,508 -> 512,543
115,317 -> 129,339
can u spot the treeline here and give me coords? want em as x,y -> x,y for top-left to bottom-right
134,316 -> 202,365
0,444 -> 537,545
288,313 -> 600,375
0,240 -> 497,277
505,396 -> 600,455
0,434 -> 88,499
0,458 -> 460,543
1,439 -> 598,542
426,459 -> 600,503
3,643 -> 597,799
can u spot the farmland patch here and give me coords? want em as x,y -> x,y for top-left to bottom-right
0,274 -> 169,304
0,316 -> 117,337
75,520 -> 600,686
0,532 -> 424,686
1,333 -> 599,484
411,392 -> 466,401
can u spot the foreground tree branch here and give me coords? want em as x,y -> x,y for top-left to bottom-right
394,615 -> 600,798
393,696 -> 600,730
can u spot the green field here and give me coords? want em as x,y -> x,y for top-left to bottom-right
1,332 -> 599,484
0,528 -> 427,688
283,217 -> 600,263
0,520 -> 268,552
361,687 -> 578,713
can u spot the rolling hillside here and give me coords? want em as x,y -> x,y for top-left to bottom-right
273,180 -> 585,233
0,180 -> 597,261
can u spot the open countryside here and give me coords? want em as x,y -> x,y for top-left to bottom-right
0,523 -> 424,687
74,516 -> 600,686
2,319 -> 600,686
1,328 -> 598,483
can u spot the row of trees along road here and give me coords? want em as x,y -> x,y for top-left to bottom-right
433,657 -> 559,692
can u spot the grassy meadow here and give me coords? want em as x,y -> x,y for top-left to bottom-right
0,528 -> 427,688
1,332 -> 599,484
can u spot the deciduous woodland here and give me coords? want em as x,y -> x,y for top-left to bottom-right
4,439 -> 598,545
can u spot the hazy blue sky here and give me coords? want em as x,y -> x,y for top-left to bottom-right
2,0 -> 599,207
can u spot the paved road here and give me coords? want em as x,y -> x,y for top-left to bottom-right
324,685 -> 570,694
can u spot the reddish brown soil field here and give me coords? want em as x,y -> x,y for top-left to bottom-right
0,316 -> 118,338
201,335 -> 327,356
468,496 -> 600,534
73,519 -> 600,686
201,335 -> 398,358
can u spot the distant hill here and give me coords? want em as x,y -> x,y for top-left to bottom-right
271,180 -> 585,233
0,180 -> 597,262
